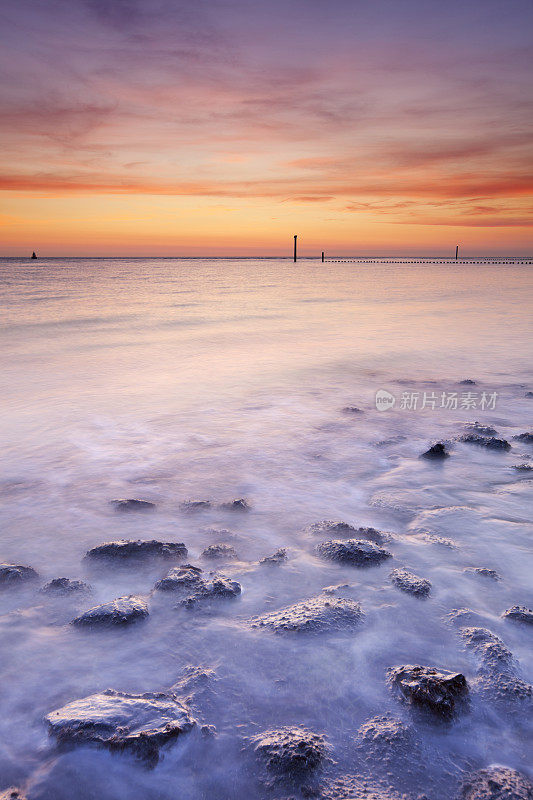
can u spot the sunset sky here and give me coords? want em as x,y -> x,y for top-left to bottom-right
1,0 -> 532,256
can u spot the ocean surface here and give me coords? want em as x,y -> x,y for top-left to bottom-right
0,256 -> 532,799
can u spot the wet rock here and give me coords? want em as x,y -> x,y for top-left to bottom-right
355,713 -> 415,761
307,520 -> 388,543
513,463 -> 533,471
179,574 -> 242,607
421,442 -> 449,459
0,563 -> 38,585
154,564 -> 204,591
320,775 -> 407,800
251,593 -> 363,634
41,577 -> 91,594
463,422 -> 497,436
461,766 -> 533,799
72,595 -> 148,627
342,405 -> 363,414
502,606 -> 533,624
464,567 -> 500,580
513,432 -> 533,443
45,688 -> 195,763
259,548 -> 287,566
460,627 -> 514,671
390,568 -> 431,597
201,543 -> 238,560
457,434 -> 511,451
179,500 -> 211,512
220,498 -> 249,511
110,498 -> 155,512
251,726 -> 328,777
525,391 -> 533,398
459,379 -> 477,385
85,539 -> 187,561
316,538 -> 391,566
0,789 -> 27,800
388,664 -> 468,717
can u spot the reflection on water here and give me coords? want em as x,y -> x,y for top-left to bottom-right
0,258 -> 532,799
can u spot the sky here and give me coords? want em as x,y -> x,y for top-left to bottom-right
0,0 -> 532,256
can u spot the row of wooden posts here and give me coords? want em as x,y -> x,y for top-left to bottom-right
293,235 -> 459,261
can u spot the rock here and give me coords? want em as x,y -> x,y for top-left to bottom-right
307,520 -> 388,543
201,543 -> 238,560
251,726 -> 328,777
461,766 -> 533,799
342,405 -> 363,414
45,688 -> 195,763
457,434 -> 511,451
0,563 -> 38,585
525,391 -> 533,398
463,422 -> 497,436
72,595 -> 148,627
251,594 -> 363,634
85,539 -> 187,561
179,500 -> 211,512
460,627 -> 514,671
513,463 -> 533,471
259,548 -> 287,566
154,564 -> 204,591
41,577 -> 91,594
502,606 -> 533,624
355,713 -> 415,761
110,498 -> 155,512
459,379 -> 477,385
460,626 -> 532,705
220,498 -> 249,511
179,574 -> 242,607
421,442 -> 449,459
513,432 -> 533,443
0,790 -> 27,800
390,568 -> 431,597
388,664 -> 468,717
464,567 -> 500,580
316,538 -> 391,566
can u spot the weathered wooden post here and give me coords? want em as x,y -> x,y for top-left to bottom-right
294,235 -> 297,262
321,251 -> 324,262
455,245 -> 459,260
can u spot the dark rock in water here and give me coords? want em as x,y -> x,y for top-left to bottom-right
460,627 -> 514,671
251,594 -> 363,634
155,564 -> 204,591
179,574 -> 242,607
259,548 -> 287,566
513,463 -> 533,471
41,577 -> 91,594
201,543 -> 238,560
179,500 -> 211,512
342,405 -> 363,414
316,538 -> 391,566
306,520 -> 388,543
85,539 -> 187,561
464,422 -> 497,436
420,441 -> 449,459
464,567 -> 500,581
457,434 -> 511,451
388,664 -> 468,717
390,568 -> 431,597
461,766 -> 533,799
72,595 -> 148,627
0,563 -> 38,585
110,498 -> 155,512
0,789 -> 27,800
525,391 -> 533,398
251,726 -> 328,777
459,379 -> 477,385
513,431 -> 533,443
502,605 -> 533,624
45,688 -> 195,763
459,626 -> 532,704
220,498 -> 250,511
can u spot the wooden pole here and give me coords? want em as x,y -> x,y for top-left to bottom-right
294,235 -> 297,262
321,251 -> 324,262
455,245 -> 459,260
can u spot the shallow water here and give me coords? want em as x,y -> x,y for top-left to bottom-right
0,257 -> 532,799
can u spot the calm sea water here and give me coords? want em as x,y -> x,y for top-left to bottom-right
0,257 -> 532,799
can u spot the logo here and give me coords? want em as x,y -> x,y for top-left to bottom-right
375,389 -> 396,411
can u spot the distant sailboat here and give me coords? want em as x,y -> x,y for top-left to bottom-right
31,251 -> 37,259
